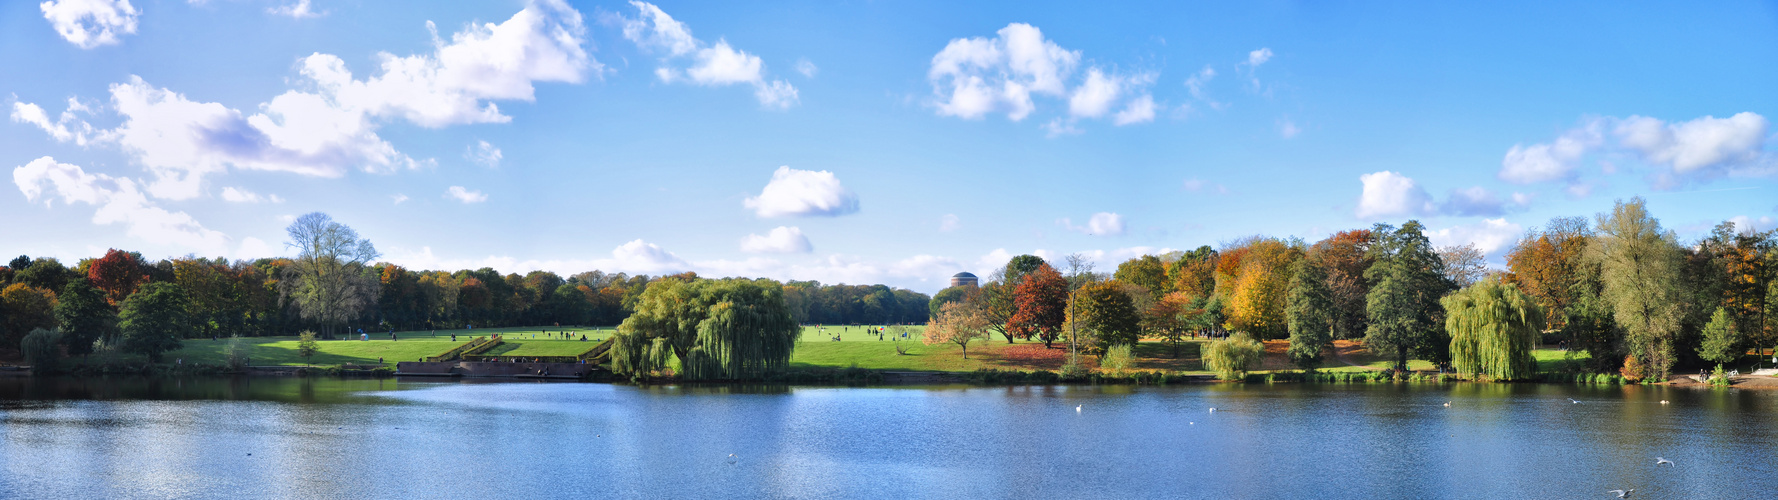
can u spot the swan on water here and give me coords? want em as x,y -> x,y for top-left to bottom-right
1607,488 -> 1633,498
1655,457 -> 1674,467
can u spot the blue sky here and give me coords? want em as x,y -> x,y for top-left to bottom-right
5,0 -> 1776,293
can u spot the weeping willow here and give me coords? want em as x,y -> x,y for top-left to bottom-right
610,278 -> 800,380
1442,277 -> 1546,381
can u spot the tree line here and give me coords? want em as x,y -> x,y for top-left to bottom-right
0,212 -> 930,363
924,198 -> 1777,382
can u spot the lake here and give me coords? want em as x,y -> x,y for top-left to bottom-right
2,377 -> 1774,499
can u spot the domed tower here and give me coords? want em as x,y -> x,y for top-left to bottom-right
950,272 -> 979,288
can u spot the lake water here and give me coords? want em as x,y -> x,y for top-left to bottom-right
1,377 -> 1775,499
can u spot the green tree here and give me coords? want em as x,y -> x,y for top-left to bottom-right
928,286 -> 972,320
1285,258 -> 1334,369
282,212 -> 380,339
1003,254 -> 1047,286
1,283 -> 58,350
1204,332 -> 1263,380
1590,197 -> 1684,381
1442,277 -> 1545,380
297,330 -> 320,363
1114,255 -> 1171,297
1074,281 -> 1141,354
1364,221 -> 1456,373
118,282 -> 190,362
610,278 -> 800,380
54,279 -> 116,357
22,328 -> 62,374
1698,307 -> 1741,366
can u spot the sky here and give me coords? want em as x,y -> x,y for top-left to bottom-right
4,0 -> 1777,294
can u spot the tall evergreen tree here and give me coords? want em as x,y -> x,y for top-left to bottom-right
1364,221 -> 1456,373
1286,258 -> 1334,369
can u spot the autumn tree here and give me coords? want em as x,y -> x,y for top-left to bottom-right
1115,255 -> 1171,297
926,300 -> 991,359
87,249 -> 148,306
1442,277 -> 1544,380
1504,217 -> 1592,332
1,283 -> 58,350
1166,246 -> 1218,303
1310,230 -> 1374,340
1003,254 -> 1047,286
1224,238 -> 1302,340
1009,263 -> 1068,348
1364,221 -> 1455,373
1285,258 -> 1334,369
1590,197 -> 1684,381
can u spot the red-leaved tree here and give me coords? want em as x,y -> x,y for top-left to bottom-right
87,249 -> 147,306
1009,264 -> 1068,348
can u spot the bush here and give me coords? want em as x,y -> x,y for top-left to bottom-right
1619,355 -> 1644,382
223,335 -> 251,371
22,328 -> 63,375
1204,333 -> 1264,381
1100,344 -> 1133,377
1060,352 -> 1091,382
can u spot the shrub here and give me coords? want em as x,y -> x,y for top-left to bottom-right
224,336 -> 251,371
1204,333 -> 1264,381
1619,354 -> 1644,382
1100,344 -> 1134,377
1059,352 -> 1091,381
297,330 -> 319,363
22,328 -> 63,375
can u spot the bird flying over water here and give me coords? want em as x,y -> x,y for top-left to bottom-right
1569,398 -> 1581,404
1655,457 -> 1674,466
1607,488 -> 1633,498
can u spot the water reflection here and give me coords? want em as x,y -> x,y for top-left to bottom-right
1,379 -> 1774,499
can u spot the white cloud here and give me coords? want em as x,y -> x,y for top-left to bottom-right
939,214 -> 961,232
1356,171 -> 1434,220
1112,94 -> 1156,126
1614,112 -> 1768,174
41,0 -> 139,49
1060,212 -> 1126,236
1041,118 -> 1082,137
387,238 -> 693,278
795,58 -> 818,78
391,193 -> 409,204
743,166 -> 859,217
14,156 -> 233,256
740,226 -> 813,254
1247,48 -> 1274,67
220,186 -> 282,203
268,0 -> 323,19
12,2 -> 590,201
928,23 -> 1078,121
466,140 -> 502,168
618,2 -> 797,109
1501,112 -> 1773,188
237,237 -> 275,259
9,100 -> 102,144
298,0 -> 594,127
445,186 -> 487,203
1426,218 -> 1523,255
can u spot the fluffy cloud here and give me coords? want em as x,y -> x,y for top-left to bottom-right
13,2 -> 591,201
795,58 -> 818,78
220,187 -> 282,203
743,166 -> 859,217
619,1 -> 798,109
1441,186 -> 1509,216
387,238 -> 693,277
445,186 -> 488,203
1615,112 -> 1768,174
1500,112 -> 1772,187
1356,171 -> 1435,220
466,140 -> 502,168
40,0 -> 139,49
927,23 -> 1156,133
9,99 -> 103,145
298,0 -> 594,127
14,156 -> 236,256
1426,218 -> 1523,255
1060,212 -> 1126,236
1729,215 -> 1777,235
1247,48 -> 1274,67
740,226 -> 813,254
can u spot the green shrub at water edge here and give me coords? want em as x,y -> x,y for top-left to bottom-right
1205,333 -> 1263,381
1100,344 -> 1134,377
22,328 -> 63,375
